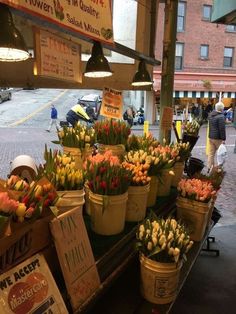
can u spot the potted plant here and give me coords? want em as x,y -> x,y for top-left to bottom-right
122,150 -> 151,222
94,119 -> 130,158
171,142 -> 191,187
38,146 -> 85,211
54,122 -> 96,169
84,150 -> 132,235
0,192 -> 19,237
136,215 -> 193,304
182,119 -> 201,151
176,178 -> 216,241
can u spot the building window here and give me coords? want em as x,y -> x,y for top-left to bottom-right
224,47 -> 234,67
202,5 -> 212,21
226,25 -> 236,32
177,1 -> 186,32
200,45 -> 209,59
175,43 -> 184,70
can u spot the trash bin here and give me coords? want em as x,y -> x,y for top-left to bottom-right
185,157 -> 204,177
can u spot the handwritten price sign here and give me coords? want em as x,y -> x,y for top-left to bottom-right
100,87 -> 123,119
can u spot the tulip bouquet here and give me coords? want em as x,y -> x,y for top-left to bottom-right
54,122 -> 96,149
178,178 -> 216,203
5,175 -> 30,192
172,142 -> 191,162
15,179 -> 58,222
193,167 -> 225,192
138,133 -> 160,151
94,119 -> 131,145
182,120 -> 201,137
123,150 -> 151,186
0,191 -> 19,236
38,146 -> 84,191
84,150 -> 132,195
136,215 -> 193,263
149,143 -> 180,171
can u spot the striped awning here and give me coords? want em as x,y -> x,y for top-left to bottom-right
173,91 -> 236,98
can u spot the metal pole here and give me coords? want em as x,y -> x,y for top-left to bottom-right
158,0 -> 178,144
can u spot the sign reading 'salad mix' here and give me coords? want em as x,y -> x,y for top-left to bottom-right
1,0 -> 113,44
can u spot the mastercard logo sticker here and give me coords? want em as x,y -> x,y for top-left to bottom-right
8,273 -> 49,314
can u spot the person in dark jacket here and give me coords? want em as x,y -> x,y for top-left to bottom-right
207,101 -> 226,171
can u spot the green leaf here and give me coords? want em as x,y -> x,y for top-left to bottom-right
147,246 -> 162,258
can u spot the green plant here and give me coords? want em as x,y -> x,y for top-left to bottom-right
94,119 -> 130,145
136,214 -> 193,263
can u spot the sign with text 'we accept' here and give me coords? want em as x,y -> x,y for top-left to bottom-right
0,254 -> 68,313
50,207 -> 100,311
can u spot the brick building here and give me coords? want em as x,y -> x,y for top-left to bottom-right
154,0 -> 236,112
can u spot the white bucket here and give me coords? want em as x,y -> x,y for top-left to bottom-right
56,189 -> 85,211
147,176 -> 158,207
84,183 -> 91,215
89,191 -> 128,235
10,155 -> 37,183
126,183 -> 150,222
157,168 -> 173,197
140,254 -> 182,304
171,162 -> 185,188
176,197 -> 210,241
98,144 -> 125,159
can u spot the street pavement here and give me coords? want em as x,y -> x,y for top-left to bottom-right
0,123 -> 235,227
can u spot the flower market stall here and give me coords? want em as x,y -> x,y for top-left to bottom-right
0,118 -> 224,313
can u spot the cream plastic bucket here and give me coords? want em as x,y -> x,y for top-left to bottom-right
147,176 -> 158,207
140,254 -> 182,304
56,189 -> 85,211
84,183 -> 91,215
157,168 -> 173,197
89,191 -> 128,235
126,183 -> 150,222
98,144 -> 125,159
10,155 -> 37,183
171,162 -> 185,188
176,197 -> 210,241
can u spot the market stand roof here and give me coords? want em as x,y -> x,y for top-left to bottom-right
211,0 -> 236,25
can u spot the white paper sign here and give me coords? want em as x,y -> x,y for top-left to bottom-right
34,28 -> 82,83
50,207 -> 100,310
0,254 -> 68,314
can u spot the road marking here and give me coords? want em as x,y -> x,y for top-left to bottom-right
9,89 -> 68,127
195,144 -> 235,148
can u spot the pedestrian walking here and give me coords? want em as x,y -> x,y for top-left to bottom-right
207,101 -> 226,172
46,105 -> 59,132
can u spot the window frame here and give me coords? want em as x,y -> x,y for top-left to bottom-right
177,1 -> 186,32
223,47 -> 234,67
200,44 -> 209,60
175,42 -> 184,70
226,25 -> 236,33
202,5 -> 212,21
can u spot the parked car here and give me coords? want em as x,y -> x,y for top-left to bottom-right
78,94 -> 102,115
0,88 -> 12,103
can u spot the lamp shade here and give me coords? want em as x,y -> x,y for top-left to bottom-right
132,60 -> 153,86
0,4 -> 29,62
84,41 -> 113,78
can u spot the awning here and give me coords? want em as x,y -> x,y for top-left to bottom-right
173,91 -> 236,98
211,0 -> 236,25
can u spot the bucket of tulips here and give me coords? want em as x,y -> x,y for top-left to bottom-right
0,190 -> 19,237
182,119 -> 201,151
38,146 -> 85,211
54,122 -> 96,169
84,150 -> 132,235
122,150 -> 151,222
94,119 -> 130,159
151,142 -> 179,197
171,142 -> 191,188
136,214 -> 193,304
176,178 -> 216,241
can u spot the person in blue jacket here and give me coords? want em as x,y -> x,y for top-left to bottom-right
46,105 -> 59,132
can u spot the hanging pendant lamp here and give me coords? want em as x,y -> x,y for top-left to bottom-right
0,4 -> 29,62
84,41 -> 113,78
132,59 -> 153,86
